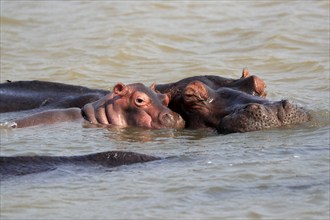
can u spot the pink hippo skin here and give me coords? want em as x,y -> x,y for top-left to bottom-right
9,83 -> 185,129
81,82 -> 185,129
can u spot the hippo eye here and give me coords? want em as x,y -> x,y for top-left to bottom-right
135,97 -> 146,106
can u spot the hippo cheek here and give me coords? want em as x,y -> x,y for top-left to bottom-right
135,114 -> 153,128
120,109 -> 152,128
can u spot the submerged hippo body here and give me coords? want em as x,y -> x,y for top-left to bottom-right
0,80 -> 108,113
3,83 -> 185,129
181,81 -> 310,133
0,151 -> 161,179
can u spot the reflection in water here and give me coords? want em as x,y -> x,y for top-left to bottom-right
103,126 -> 215,143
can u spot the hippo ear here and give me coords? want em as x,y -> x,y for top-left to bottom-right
150,83 -> 157,91
158,93 -> 170,106
113,83 -> 128,96
241,67 -> 250,78
183,81 -> 209,104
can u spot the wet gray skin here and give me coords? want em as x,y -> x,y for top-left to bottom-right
217,100 -> 310,133
182,81 -> 310,133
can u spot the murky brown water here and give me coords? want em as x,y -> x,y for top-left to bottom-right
1,1 -> 329,219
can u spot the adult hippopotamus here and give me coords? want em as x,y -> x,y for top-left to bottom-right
2,82 -> 185,129
0,151 -> 161,179
180,80 -> 310,133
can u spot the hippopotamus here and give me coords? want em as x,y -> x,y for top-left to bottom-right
153,68 -> 269,128
1,82 -> 185,129
0,151 -> 161,179
180,80 -> 310,133
80,82 -> 184,129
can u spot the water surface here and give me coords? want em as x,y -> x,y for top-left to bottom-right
0,1 -> 329,219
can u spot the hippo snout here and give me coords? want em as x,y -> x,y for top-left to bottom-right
217,100 -> 310,133
277,100 -> 311,125
159,112 -> 185,129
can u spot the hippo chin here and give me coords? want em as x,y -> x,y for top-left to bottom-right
181,81 -> 310,133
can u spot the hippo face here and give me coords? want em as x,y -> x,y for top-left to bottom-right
181,81 -> 310,133
82,83 -> 185,129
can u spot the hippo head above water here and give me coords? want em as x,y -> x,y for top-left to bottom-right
155,68 -> 268,118
181,81 -> 310,133
82,82 -> 185,129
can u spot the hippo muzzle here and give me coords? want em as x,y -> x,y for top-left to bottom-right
154,111 -> 185,129
217,100 -> 310,133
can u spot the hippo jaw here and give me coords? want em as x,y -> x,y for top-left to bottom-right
217,100 -> 310,133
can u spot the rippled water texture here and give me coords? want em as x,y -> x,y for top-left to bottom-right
1,1 -> 329,219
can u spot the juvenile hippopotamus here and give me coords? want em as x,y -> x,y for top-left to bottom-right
181,81 -> 310,133
81,82 -> 184,129
3,83 -> 185,129
0,151 -> 161,179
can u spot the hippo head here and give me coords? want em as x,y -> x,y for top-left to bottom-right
155,68 -> 268,117
181,81 -> 310,133
82,83 -> 185,129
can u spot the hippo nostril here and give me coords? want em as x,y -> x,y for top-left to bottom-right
245,103 -> 260,111
281,100 -> 293,109
161,113 -> 174,123
160,112 -> 185,128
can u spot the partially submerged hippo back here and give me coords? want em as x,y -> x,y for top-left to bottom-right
82,83 -> 185,129
181,81 -> 310,133
0,151 -> 161,179
0,80 -> 108,113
